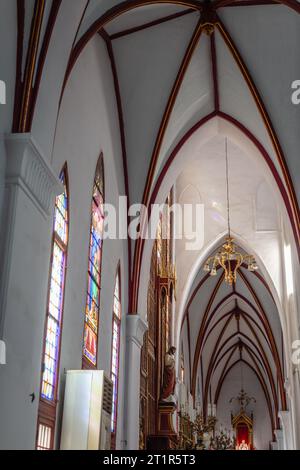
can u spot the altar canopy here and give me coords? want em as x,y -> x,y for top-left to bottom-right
232,412 -> 254,450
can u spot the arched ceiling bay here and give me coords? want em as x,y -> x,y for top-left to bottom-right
3,1 -> 300,314
8,1 -> 300,209
180,244 -> 287,434
112,11 -> 199,204
174,134 -> 283,306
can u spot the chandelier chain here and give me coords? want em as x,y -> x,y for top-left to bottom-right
225,138 -> 231,237
203,137 -> 258,284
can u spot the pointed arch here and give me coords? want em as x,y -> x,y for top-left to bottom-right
36,164 -> 69,450
110,264 -> 122,449
82,154 -> 105,369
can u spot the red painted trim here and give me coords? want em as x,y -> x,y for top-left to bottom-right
72,0 -> 91,50
216,19 -> 300,245
110,8 -> 195,40
219,112 -> 300,261
215,358 -> 275,433
202,315 -> 237,413
240,310 -> 271,349
186,309 -> 192,388
220,0 -> 278,6
149,111 -> 300,264
130,14 -> 300,314
210,31 -> 219,111
99,30 -> 132,305
203,330 -> 279,419
191,272 -> 225,393
238,269 -> 286,409
215,0 -> 300,13
241,264 -> 275,302
188,273 -> 286,408
61,1 -> 202,101
28,0 -> 62,131
187,283 -> 278,366
243,347 -> 279,429
203,310 -> 234,350
139,111 -> 299,322
243,330 -> 279,411
180,259 -> 221,332
214,342 -> 238,379
131,19 -> 204,312
12,0 -> 25,132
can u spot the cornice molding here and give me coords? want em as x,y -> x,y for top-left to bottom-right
4,133 -> 63,218
126,314 -> 148,349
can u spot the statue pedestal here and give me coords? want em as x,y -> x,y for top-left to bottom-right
147,402 -> 178,450
157,402 -> 177,436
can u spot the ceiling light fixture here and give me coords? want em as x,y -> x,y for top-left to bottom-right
203,138 -> 258,285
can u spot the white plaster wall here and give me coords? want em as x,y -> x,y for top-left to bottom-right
217,364 -> 273,450
0,35 -> 128,450
0,184 -> 53,449
219,6 -> 300,203
0,0 -> 17,238
0,0 -> 17,134
51,35 -> 128,450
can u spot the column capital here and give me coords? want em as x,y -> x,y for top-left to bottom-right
4,133 -> 63,217
126,314 -> 148,349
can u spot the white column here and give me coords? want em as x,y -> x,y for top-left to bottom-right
270,440 -> 279,450
274,429 -> 284,450
278,410 -> 294,450
123,314 -> 148,450
0,134 -> 62,449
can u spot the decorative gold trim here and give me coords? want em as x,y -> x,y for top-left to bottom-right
200,22 -> 215,36
19,0 -> 45,132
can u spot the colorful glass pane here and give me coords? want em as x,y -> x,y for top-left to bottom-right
94,158 -> 104,196
41,172 -> 68,402
83,324 -> 97,365
54,184 -> 68,245
83,157 -> 104,365
110,273 -> 121,436
85,294 -> 99,332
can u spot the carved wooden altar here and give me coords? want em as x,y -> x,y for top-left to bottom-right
139,192 -> 177,450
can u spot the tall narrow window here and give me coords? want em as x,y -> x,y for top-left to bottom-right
82,156 -> 104,369
37,167 -> 69,450
110,268 -> 122,448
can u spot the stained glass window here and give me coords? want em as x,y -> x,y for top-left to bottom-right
41,171 -> 68,400
37,167 -> 69,450
83,156 -> 104,367
110,270 -> 121,447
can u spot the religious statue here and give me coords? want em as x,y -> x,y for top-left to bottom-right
161,346 -> 176,402
238,439 -> 249,450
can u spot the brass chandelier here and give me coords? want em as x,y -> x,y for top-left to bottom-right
203,139 -> 258,285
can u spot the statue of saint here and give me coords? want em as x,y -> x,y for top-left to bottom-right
161,346 -> 176,402
238,439 -> 249,450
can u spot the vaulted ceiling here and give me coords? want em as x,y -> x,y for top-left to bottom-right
2,1 -> 299,439
1,0 -> 299,314
180,243 -> 286,434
